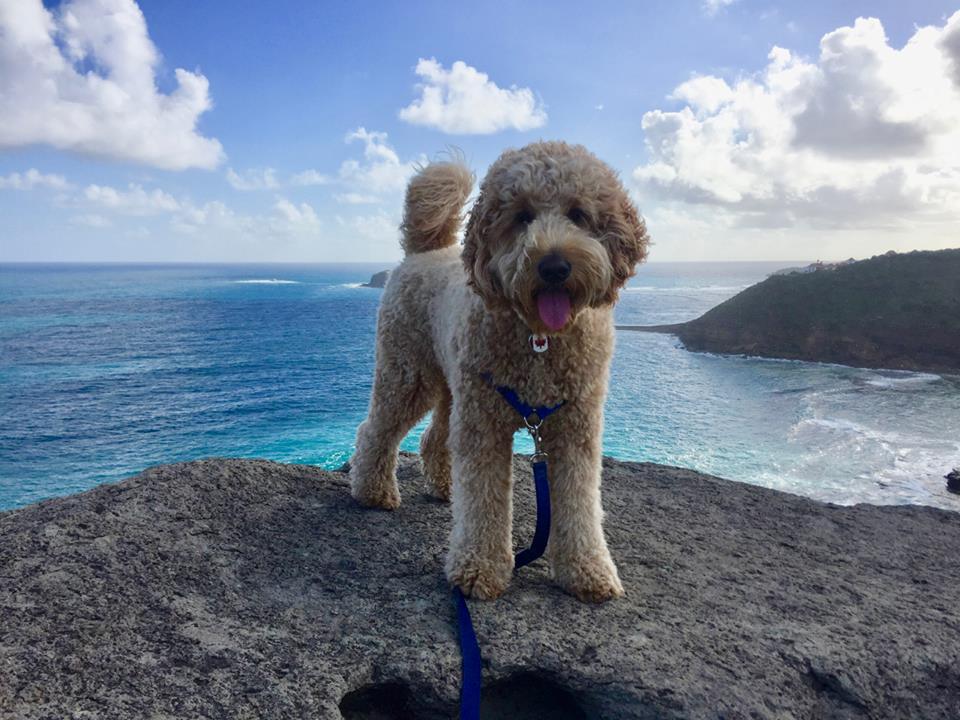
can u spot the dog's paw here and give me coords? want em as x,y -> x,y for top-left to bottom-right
419,459 -> 451,502
554,557 -> 624,603
350,482 -> 401,510
446,550 -> 513,600
427,475 -> 451,503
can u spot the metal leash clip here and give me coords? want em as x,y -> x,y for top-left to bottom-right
524,412 -> 548,463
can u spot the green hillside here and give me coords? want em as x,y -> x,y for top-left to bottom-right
635,249 -> 960,373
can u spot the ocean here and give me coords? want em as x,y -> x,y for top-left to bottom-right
1,262 -> 958,512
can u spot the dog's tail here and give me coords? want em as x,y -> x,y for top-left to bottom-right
400,159 -> 474,255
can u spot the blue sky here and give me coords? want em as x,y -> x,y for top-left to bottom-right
2,0 -> 960,262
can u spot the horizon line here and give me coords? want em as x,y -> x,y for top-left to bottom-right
0,258 -> 825,266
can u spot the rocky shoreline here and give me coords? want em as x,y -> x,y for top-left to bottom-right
1,455 -> 958,719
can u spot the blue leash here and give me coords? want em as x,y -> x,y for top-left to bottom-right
454,377 -> 564,720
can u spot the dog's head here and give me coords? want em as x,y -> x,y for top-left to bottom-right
462,141 -> 649,334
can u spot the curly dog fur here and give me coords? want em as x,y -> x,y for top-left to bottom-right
350,141 -> 649,602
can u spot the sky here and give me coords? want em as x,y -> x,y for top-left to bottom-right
1,0 -> 960,263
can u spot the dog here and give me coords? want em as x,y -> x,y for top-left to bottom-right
349,141 -> 649,602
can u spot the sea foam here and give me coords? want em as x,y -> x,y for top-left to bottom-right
232,279 -> 300,285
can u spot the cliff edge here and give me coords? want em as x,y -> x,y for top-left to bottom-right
1,456 -> 958,719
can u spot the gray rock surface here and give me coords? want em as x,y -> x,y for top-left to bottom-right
1,455 -> 958,719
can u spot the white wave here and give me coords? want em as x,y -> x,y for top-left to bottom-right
340,282 -> 365,289
624,284 -> 746,293
792,416 -> 887,440
861,371 -> 941,389
690,350 -> 946,379
232,279 -> 300,285
783,411 -> 960,507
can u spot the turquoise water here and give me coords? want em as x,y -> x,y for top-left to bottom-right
2,262 -> 958,512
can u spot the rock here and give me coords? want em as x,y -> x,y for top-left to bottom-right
947,469 -> 960,494
362,270 -> 392,288
1,455 -> 959,719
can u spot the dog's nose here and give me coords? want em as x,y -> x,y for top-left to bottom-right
538,254 -> 571,285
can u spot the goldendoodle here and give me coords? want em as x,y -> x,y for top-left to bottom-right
350,141 -> 649,602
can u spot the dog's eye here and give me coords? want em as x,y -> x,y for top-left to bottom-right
567,207 -> 589,227
514,209 -> 535,226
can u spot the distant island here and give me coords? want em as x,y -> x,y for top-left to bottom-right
362,269 -> 392,288
621,249 -> 960,374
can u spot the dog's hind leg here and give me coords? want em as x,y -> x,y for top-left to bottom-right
419,383 -> 452,501
350,362 -> 434,510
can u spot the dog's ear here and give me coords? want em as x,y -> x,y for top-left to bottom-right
600,193 -> 650,301
462,187 -> 501,303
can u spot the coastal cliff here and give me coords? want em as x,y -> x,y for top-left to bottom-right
1,455 -> 958,719
622,249 -> 960,373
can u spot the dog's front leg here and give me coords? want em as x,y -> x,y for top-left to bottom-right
543,399 -> 624,603
444,388 -> 515,600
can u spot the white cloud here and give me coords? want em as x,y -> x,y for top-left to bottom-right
226,168 -> 280,191
702,0 -> 738,17
227,167 -> 332,190
170,200 -> 240,235
73,178 -> 322,245
273,198 -> 319,226
336,211 -> 400,249
398,58 -> 547,134
289,169 -> 332,187
669,76 -> 735,114
0,169 -> 69,190
0,0 -> 223,170
334,192 -> 379,205
169,196 -> 321,243
339,128 -> 421,194
70,213 -> 111,228
634,12 -> 960,231
84,183 -> 180,215
222,130 -> 416,202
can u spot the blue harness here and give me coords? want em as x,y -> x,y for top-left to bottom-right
453,376 -> 564,719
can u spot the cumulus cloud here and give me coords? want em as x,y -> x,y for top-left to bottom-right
0,169 -> 70,190
339,128 -> 421,194
84,183 -> 180,215
335,211 -> 401,252
398,58 -> 547,134
634,12 -> 960,230
289,169 -> 332,187
227,167 -> 332,190
334,193 -> 380,205
944,16 -> 960,85
702,0 -> 738,17
70,213 -> 112,228
0,0 -> 224,170
226,168 -> 280,191
223,130 -> 415,201
273,198 -> 319,226
173,198 -> 322,245
73,179 -> 322,243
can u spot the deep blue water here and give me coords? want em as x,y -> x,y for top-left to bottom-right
2,262 -> 958,512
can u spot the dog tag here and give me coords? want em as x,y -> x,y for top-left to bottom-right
530,334 -> 549,353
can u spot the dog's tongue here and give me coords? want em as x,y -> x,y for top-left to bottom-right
537,289 -> 572,331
